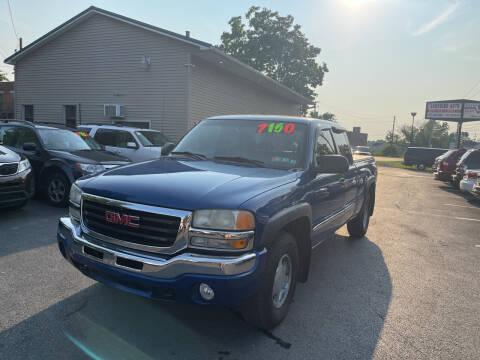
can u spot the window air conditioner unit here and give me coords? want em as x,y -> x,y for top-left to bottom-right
104,104 -> 125,118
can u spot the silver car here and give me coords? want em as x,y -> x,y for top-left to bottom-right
78,125 -> 171,162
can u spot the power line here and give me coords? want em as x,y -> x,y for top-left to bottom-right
463,79 -> 480,98
470,87 -> 480,99
6,0 -> 19,41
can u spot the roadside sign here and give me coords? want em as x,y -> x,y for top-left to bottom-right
425,100 -> 480,122
425,101 -> 462,120
425,99 -> 480,148
463,102 -> 480,120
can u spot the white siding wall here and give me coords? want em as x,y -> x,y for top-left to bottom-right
14,14 -> 192,140
189,56 -> 299,129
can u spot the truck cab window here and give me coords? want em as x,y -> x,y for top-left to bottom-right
314,129 -> 335,167
332,130 -> 353,165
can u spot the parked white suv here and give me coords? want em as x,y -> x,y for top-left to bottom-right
78,125 -> 171,162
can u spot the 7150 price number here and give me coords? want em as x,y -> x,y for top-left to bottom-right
257,122 -> 295,134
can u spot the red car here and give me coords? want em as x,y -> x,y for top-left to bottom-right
434,149 -> 466,181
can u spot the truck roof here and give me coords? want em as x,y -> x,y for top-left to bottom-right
207,115 -> 343,130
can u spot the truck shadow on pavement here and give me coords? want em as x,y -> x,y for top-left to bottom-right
0,200 -> 67,258
0,234 -> 391,360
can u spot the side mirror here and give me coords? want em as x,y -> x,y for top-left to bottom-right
314,154 -> 349,174
126,142 -> 138,149
161,142 -> 175,156
23,142 -> 37,152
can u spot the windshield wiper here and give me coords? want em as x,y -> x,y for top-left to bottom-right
170,151 -> 207,160
213,156 -> 265,167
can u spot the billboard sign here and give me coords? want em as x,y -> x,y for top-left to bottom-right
425,101 -> 462,120
463,102 -> 480,120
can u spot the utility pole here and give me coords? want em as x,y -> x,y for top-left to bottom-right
410,112 -> 417,145
391,115 -> 396,144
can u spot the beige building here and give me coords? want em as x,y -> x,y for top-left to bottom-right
4,6 -> 309,140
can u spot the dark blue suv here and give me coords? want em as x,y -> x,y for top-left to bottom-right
57,115 -> 377,329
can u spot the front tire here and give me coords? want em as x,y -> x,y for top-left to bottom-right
347,192 -> 371,238
45,173 -> 70,207
240,232 -> 299,330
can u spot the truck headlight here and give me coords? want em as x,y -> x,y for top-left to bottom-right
69,183 -> 82,220
190,210 -> 255,250
192,209 -> 255,231
76,163 -> 105,174
17,159 -> 31,173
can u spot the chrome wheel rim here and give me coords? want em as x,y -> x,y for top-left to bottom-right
48,179 -> 66,203
272,254 -> 292,309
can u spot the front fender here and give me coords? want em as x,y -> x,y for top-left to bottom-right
260,202 -> 312,282
40,160 -> 76,185
260,202 -> 312,248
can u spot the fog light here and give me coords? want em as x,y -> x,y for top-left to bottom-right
199,283 -> 214,300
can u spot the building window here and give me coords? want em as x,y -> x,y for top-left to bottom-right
64,105 -> 77,128
22,105 -> 34,121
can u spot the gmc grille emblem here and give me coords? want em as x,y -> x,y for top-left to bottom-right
105,210 -> 140,228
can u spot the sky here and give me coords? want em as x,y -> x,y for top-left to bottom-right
1,0 -> 479,140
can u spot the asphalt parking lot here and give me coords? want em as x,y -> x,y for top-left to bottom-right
1,166 -> 479,360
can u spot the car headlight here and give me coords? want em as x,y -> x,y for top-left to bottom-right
192,209 -> 255,231
76,163 -> 105,174
17,159 -> 31,173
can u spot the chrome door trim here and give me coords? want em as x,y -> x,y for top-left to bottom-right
312,202 -> 354,233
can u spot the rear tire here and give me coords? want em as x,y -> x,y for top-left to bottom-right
347,192 -> 371,238
45,173 -> 70,207
240,232 -> 299,330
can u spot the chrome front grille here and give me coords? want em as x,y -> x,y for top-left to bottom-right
80,193 -> 192,255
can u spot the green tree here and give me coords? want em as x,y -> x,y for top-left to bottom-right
399,124 -> 419,145
218,6 -> 328,110
309,111 -> 336,122
385,130 -> 400,144
0,71 -> 8,81
397,120 -> 449,148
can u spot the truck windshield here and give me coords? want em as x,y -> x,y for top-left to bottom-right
135,131 -> 169,147
38,129 -> 102,151
173,119 -> 309,170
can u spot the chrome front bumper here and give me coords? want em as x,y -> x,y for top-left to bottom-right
58,216 -> 262,279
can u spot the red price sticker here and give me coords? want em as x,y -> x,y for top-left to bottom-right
257,122 -> 295,134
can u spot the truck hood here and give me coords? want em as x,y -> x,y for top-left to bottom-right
77,157 -> 298,210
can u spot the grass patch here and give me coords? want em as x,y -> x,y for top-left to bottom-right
376,161 -> 432,172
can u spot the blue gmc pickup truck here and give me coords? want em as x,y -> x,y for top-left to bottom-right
57,115 -> 377,329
